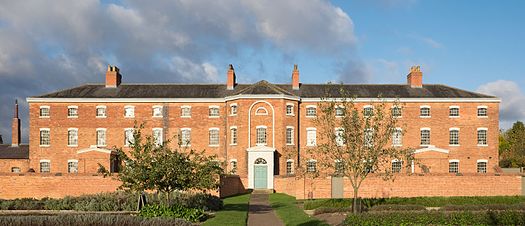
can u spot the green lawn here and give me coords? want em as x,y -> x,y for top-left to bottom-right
202,194 -> 250,226
269,193 -> 328,226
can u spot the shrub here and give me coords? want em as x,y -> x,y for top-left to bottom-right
0,214 -> 191,226
368,204 -> 426,212
343,210 -> 525,225
441,203 -> 525,211
139,205 -> 207,222
314,207 -> 352,215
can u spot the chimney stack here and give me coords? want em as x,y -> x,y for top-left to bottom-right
11,99 -> 20,147
105,65 -> 122,88
407,65 -> 423,88
292,64 -> 300,90
227,64 -> 236,90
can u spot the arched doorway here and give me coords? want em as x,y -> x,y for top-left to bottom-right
254,158 -> 268,189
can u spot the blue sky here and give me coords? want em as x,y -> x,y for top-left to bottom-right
0,0 -> 524,143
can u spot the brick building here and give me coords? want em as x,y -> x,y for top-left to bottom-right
13,64 -> 499,191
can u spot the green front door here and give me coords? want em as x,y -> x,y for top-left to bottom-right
254,165 -> 268,189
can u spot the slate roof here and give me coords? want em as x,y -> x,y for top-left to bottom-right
31,81 -> 496,99
0,145 -> 29,159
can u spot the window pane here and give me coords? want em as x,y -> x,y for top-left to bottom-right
97,130 -> 106,146
40,130 -> 50,146
68,162 -> 78,173
230,161 -> 237,174
307,161 -> 316,172
40,108 -> 50,117
449,108 -> 459,117
286,128 -> 293,144
181,129 -> 191,146
477,162 -> 487,173
335,128 -> 344,146
286,105 -> 293,115
306,107 -> 316,117
286,161 -> 294,175
231,105 -> 237,115
125,129 -> 134,146
478,130 -> 487,145
153,107 -> 163,117
68,108 -> 78,117
124,107 -> 134,117
391,107 -> 402,117
449,162 -> 459,173
392,129 -> 402,146
209,129 -> 219,145
420,107 -> 430,117
182,107 -> 191,117
256,128 -> 267,145
153,129 -> 163,146
420,130 -> 430,145
449,130 -> 459,145
209,107 -> 219,117
364,107 -> 373,117
307,130 -> 316,146
231,128 -> 237,145
335,107 -> 344,116
392,161 -> 402,173
68,130 -> 78,146
478,108 -> 487,117
40,162 -> 50,173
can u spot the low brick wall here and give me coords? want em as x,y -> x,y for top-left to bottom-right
219,175 -> 247,198
0,174 -> 121,199
0,174 -> 521,200
274,174 -> 523,200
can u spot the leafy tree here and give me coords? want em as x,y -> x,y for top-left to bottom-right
114,124 -> 223,204
312,91 -> 414,213
500,121 -> 525,167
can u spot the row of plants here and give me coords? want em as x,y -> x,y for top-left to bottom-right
314,203 -> 525,215
304,196 -> 525,210
344,210 -> 525,225
139,205 -> 207,222
0,214 -> 191,226
0,191 -> 222,212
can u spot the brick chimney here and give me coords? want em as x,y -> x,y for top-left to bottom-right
11,99 -> 20,147
292,64 -> 300,90
106,65 -> 122,88
227,64 -> 236,90
407,65 -> 423,88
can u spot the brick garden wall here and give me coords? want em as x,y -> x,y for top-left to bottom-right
0,174 -> 521,200
274,174 -> 523,200
0,174 -> 121,199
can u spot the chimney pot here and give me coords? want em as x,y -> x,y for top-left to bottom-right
292,64 -> 300,90
105,65 -> 122,88
227,64 -> 236,90
407,65 -> 423,88
11,99 -> 20,146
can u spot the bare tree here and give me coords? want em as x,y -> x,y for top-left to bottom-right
312,90 -> 414,213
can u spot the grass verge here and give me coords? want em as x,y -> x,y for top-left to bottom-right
269,193 -> 328,226
202,194 -> 250,226
304,196 -> 525,210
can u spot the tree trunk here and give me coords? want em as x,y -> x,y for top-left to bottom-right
352,187 -> 360,214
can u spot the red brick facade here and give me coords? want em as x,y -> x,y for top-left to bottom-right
0,65 -> 506,199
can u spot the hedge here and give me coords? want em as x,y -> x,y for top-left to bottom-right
0,191 -> 222,211
304,196 -> 525,210
0,214 -> 191,226
344,210 -> 525,225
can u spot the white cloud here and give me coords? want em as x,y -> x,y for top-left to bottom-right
476,80 -> 525,129
0,0 -> 358,143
